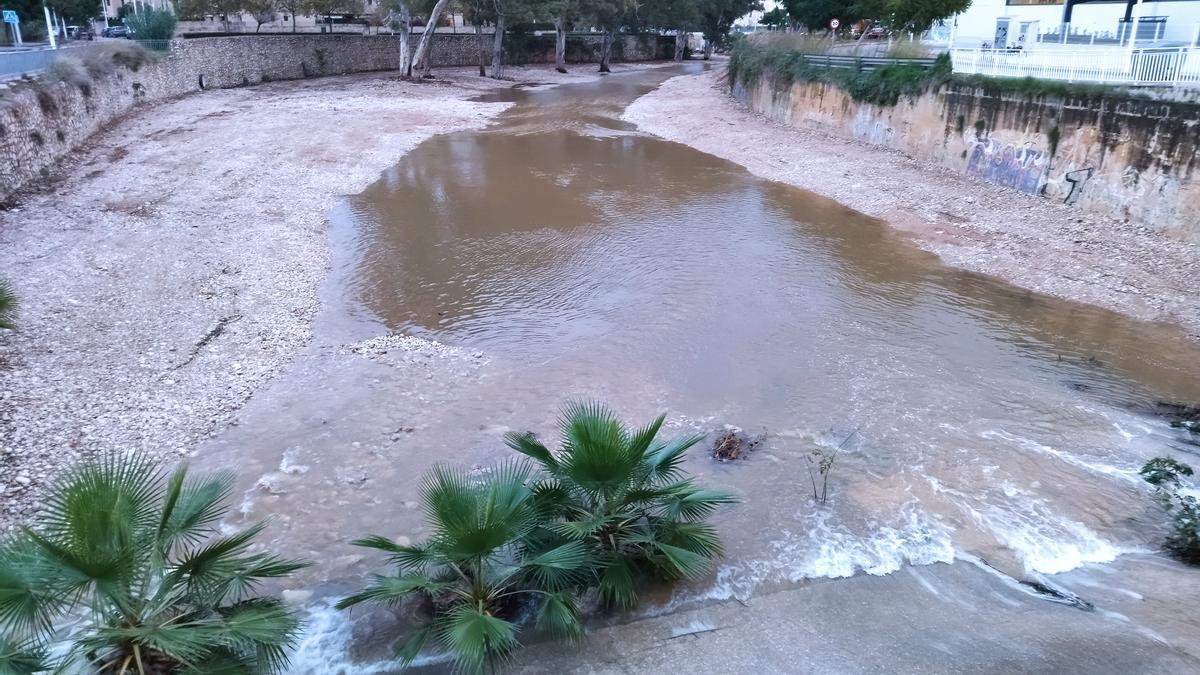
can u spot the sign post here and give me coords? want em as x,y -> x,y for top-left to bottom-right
2,9 -> 21,46
829,17 -> 839,43
42,3 -> 56,47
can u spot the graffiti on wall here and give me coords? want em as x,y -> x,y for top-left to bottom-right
966,140 -> 1048,195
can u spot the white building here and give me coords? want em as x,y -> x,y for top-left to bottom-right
952,0 -> 1200,48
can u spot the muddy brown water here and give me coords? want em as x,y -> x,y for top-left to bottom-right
198,64 -> 1200,671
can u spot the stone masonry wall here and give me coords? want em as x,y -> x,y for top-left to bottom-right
0,33 -> 671,200
733,76 -> 1200,240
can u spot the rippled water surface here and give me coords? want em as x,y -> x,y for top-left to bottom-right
200,64 -> 1200,671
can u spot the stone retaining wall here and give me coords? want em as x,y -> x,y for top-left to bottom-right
733,75 -> 1200,240
0,33 -> 671,200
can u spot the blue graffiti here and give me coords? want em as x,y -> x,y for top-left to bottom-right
966,141 -> 1047,194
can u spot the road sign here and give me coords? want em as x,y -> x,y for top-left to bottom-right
2,10 -> 18,24
829,18 -> 840,30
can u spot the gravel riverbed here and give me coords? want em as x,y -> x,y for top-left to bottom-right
623,67 -> 1200,340
0,64 -> 656,526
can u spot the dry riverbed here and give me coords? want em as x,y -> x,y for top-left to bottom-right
0,64 -> 653,525
623,67 -> 1200,340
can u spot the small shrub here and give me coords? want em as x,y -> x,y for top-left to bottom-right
0,454 -> 310,672
43,56 -> 90,89
0,280 -> 16,329
506,402 -> 738,608
125,7 -> 178,42
1140,457 -> 1200,564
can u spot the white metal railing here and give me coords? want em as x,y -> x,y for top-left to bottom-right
950,46 -> 1200,87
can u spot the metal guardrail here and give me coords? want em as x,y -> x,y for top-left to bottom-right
794,53 -> 938,72
0,41 -> 172,80
0,48 -> 64,78
951,46 -> 1200,87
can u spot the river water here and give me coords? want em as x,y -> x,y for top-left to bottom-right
198,64 -> 1200,671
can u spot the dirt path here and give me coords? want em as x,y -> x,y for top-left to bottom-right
623,68 -> 1200,340
0,65 -> 652,525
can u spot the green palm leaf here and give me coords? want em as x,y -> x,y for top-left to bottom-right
158,466 -> 236,550
521,541 -> 589,591
0,636 -> 47,674
503,432 -> 559,472
597,557 -> 638,609
0,281 -> 17,331
335,574 -> 449,610
438,604 -> 519,675
535,591 -> 584,643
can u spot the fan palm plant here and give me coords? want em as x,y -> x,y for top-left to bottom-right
505,402 -> 738,609
337,461 -> 589,674
0,453 -> 310,674
0,280 -> 16,330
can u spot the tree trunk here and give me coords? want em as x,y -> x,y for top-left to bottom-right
553,17 -> 567,73
412,0 -> 450,75
598,29 -> 612,72
475,20 -> 486,76
291,11 -> 296,32
490,11 -> 505,79
674,29 -> 686,61
702,38 -> 713,60
422,28 -> 436,77
398,2 -> 412,77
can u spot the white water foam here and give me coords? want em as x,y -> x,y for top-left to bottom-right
290,602 -> 452,675
680,501 -> 955,606
931,477 -> 1138,575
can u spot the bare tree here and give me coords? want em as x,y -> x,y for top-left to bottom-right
411,0 -> 451,76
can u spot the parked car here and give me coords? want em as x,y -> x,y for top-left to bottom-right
67,25 -> 94,40
102,25 -> 129,38
862,25 -> 888,40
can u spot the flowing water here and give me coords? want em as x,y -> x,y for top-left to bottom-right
198,64 -> 1200,671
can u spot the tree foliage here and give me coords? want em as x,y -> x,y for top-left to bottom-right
1141,457 -> 1200,564
125,8 -> 178,40
0,454 -> 310,673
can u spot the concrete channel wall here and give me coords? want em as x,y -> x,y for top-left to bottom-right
0,33 -> 671,200
733,76 -> 1200,240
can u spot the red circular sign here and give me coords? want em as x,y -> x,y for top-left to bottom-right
830,18 -> 840,29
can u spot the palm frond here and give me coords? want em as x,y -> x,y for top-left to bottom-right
626,414 -> 666,460
521,541 -> 589,591
0,635 -> 48,674
349,536 -> 436,572
657,483 -> 739,522
421,462 -> 536,562
84,619 -> 224,668
596,557 -> 638,609
0,281 -> 17,331
658,521 -> 725,560
158,466 -> 236,551
334,574 -> 449,610
643,432 -> 706,482
535,591 -> 584,644
0,537 -> 65,638
438,604 -> 519,675
556,402 -> 641,498
217,598 -> 303,673
648,542 -> 710,580
503,432 -> 559,473
395,622 -> 434,666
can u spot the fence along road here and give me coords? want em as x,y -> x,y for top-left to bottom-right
951,46 -> 1200,87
